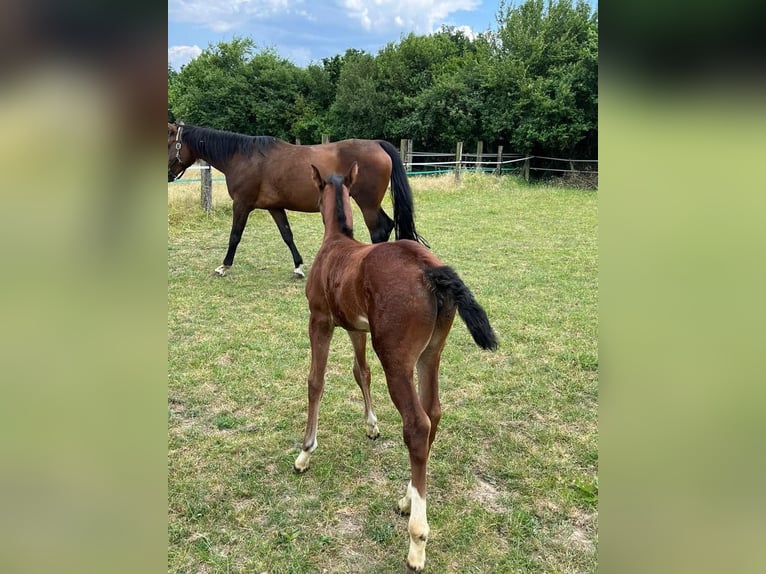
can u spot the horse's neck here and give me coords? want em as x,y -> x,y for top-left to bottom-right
185,128 -> 232,173
321,217 -> 350,241
190,146 -> 227,173
321,194 -> 354,241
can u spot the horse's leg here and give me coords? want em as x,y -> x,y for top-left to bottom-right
381,363 -> 431,572
348,331 -> 380,439
362,207 -> 395,244
216,201 -> 251,276
354,188 -> 393,243
294,313 -> 334,473
268,208 -> 305,278
416,314 -> 454,450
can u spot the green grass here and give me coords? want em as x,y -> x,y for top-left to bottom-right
168,172 -> 597,573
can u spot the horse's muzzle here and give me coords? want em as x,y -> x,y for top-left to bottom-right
168,169 -> 176,183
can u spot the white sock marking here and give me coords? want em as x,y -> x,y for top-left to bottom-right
407,483 -> 429,571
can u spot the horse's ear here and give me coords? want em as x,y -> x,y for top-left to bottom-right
346,161 -> 358,188
310,164 -> 323,191
168,122 -> 175,136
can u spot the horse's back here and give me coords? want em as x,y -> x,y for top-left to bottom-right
313,140 -> 392,202
361,240 -> 444,320
363,240 -> 441,276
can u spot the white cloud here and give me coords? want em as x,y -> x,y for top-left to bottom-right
454,25 -> 476,40
342,0 -> 480,33
168,45 -> 203,70
168,0 -> 294,31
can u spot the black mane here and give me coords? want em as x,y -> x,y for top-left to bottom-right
181,124 -> 278,166
328,174 -> 354,239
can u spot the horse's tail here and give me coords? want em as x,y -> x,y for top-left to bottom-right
377,140 -> 428,246
424,266 -> 498,351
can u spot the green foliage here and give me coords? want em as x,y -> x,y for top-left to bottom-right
167,1 -> 597,156
488,0 -> 598,156
168,65 -> 178,122
329,50 -> 384,140
170,37 -> 256,133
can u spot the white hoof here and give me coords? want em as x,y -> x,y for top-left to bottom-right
293,265 -> 305,279
293,439 -> 317,472
366,422 -> 380,440
214,265 -> 230,276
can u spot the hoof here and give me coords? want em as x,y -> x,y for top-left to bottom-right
395,505 -> 410,517
293,465 -> 309,474
213,265 -> 230,277
293,266 -> 305,279
406,560 -> 424,572
366,430 -> 381,440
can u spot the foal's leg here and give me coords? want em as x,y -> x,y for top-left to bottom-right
417,314 -> 454,450
382,363 -> 432,572
268,208 -> 305,278
294,314 -> 334,472
348,331 -> 379,439
216,201 -> 251,276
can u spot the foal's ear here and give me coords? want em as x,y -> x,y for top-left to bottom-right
310,164 -> 324,191
346,161 -> 358,188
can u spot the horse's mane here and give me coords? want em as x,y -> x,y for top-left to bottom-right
328,174 -> 354,239
181,124 -> 278,165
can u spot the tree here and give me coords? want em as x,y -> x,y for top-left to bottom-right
166,3 -> 598,158
487,0 -> 598,157
245,49 -> 305,139
170,38 -> 254,133
287,64 -> 328,143
375,30 -> 479,141
329,51 -> 386,140
168,64 -> 178,122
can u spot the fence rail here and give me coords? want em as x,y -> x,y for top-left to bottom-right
169,141 -> 597,212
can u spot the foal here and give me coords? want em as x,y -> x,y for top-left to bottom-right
295,162 -> 497,571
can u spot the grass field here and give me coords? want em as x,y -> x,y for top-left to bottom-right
168,172 -> 598,573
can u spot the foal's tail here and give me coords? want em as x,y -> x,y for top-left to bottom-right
377,140 -> 428,246
424,266 -> 498,350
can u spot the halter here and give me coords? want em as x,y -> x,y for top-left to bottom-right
169,122 -> 188,180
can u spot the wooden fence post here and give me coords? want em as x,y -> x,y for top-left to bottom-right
295,137 -> 301,145
495,145 -> 504,176
400,138 -> 408,170
522,157 -> 530,182
200,161 -> 212,214
476,141 -> 483,172
321,134 -> 330,144
407,139 -> 413,172
455,141 -> 463,183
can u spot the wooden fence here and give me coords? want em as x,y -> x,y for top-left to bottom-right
170,140 -> 598,213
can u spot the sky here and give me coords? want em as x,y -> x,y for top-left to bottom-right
169,0 -> 596,70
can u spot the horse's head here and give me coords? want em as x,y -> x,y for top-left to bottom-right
168,121 -> 193,182
311,162 -> 357,238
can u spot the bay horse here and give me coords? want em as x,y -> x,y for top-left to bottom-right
167,122 -> 423,277
295,163 -> 497,571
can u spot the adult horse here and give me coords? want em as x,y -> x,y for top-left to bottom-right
295,162 -> 497,571
167,122 -> 424,277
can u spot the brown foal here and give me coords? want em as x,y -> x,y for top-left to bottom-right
294,162 -> 497,571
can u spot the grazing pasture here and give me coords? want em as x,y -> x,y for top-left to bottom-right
168,172 -> 598,573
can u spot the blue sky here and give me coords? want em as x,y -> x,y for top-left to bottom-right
169,0 -> 597,70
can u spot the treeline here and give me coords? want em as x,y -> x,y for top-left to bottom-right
168,0 -> 597,159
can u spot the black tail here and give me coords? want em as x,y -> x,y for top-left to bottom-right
424,266 -> 498,350
377,140 -> 428,247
